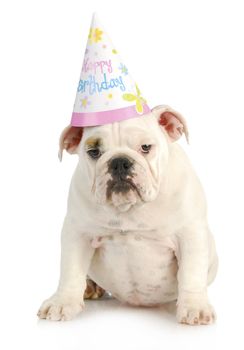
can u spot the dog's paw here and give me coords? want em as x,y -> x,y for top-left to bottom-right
37,294 -> 84,321
177,300 -> 216,326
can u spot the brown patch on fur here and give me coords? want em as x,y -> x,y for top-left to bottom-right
85,137 -> 102,149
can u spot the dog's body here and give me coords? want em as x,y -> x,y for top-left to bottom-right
38,105 -> 218,325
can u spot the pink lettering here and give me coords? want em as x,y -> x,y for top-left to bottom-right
82,58 -> 113,75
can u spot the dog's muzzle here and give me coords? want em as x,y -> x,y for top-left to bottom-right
106,156 -> 137,199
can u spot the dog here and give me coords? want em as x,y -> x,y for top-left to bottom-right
37,105 -> 218,325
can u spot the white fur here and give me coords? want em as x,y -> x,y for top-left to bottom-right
38,106 -> 218,325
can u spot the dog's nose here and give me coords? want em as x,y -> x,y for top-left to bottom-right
109,157 -> 133,177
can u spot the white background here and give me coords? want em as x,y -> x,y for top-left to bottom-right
0,0 -> 244,349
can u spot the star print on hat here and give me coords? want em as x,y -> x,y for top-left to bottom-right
71,13 -> 150,127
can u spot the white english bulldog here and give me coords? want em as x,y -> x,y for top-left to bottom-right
38,105 -> 218,325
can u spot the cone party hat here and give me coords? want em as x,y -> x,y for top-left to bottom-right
71,13 -> 150,127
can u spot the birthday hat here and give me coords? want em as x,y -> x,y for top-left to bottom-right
71,13 -> 150,127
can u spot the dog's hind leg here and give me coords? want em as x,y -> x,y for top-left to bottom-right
84,277 -> 105,299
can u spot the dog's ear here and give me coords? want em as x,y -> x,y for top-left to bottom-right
58,125 -> 83,161
152,105 -> 189,143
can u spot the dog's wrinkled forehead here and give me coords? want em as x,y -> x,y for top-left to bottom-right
81,114 -> 160,148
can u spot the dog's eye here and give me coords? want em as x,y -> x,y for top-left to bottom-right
141,144 -> 152,153
87,148 -> 101,159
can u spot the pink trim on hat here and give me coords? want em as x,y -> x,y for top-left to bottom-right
71,104 -> 151,127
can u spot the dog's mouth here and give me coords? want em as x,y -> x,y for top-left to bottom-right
106,178 -> 141,199
104,178 -> 142,212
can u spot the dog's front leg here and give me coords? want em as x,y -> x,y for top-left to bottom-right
38,218 -> 95,321
176,226 -> 216,325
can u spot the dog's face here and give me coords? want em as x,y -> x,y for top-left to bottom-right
59,106 -> 188,212
80,115 -> 167,212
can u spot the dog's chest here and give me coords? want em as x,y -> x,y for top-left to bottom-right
88,232 -> 179,306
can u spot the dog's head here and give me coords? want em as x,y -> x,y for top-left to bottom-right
59,105 -> 188,212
